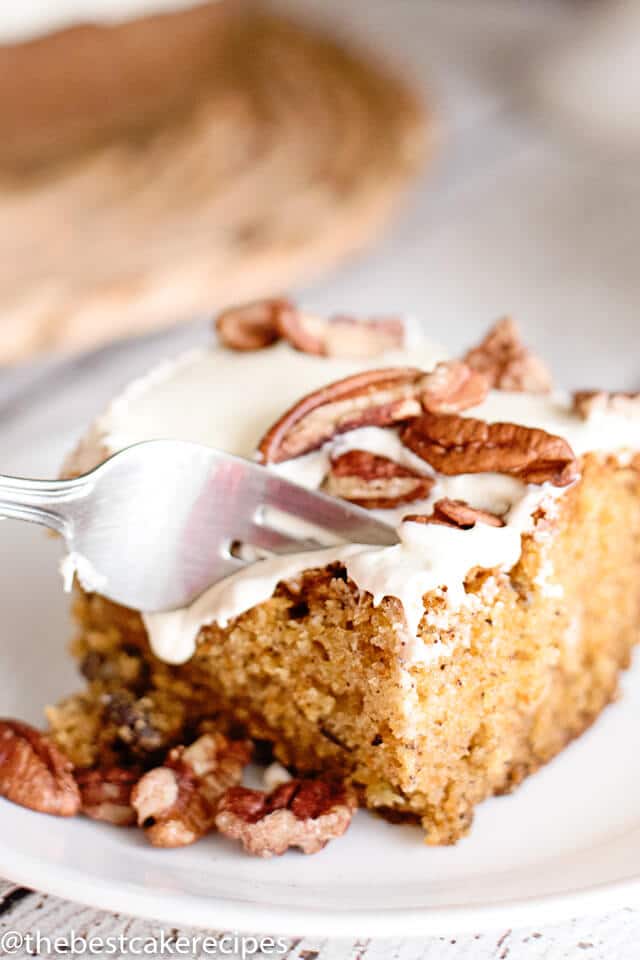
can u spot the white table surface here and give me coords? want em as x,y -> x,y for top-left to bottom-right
2,0 -> 640,955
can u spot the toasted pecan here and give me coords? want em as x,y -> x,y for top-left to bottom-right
215,779 -> 357,858
0,719 -> 80,817
464,317 -> 552,393
215,298 -> 294,351
404,498 -> 505,529
324,450 -> 434,508
401,412 -> 578,486
257,361 -> 491,465
419,361 -> 489,413
278,310 -> 405,358
76,765 -> 140,826
131,733 -> 252,847
257,367 -> 424,464
572,390 -> 640,420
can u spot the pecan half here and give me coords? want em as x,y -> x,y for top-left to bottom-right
131,733 -> 252,847
215,298 -> 294,351
572,390 -> 640,420
215,779 -> 357,858
401,413 -> 578,486
278,310 -> 405,358
257,360 -> 492,465
76,766 -> 140,826
464,317 -> 552,393
404,498 -> 505,529
0,719 -> 80,817
324,450 -> 434,508
257,368 -> 424,464
419,361 -> 489,414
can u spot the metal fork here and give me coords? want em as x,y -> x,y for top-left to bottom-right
0,440 -> 399,612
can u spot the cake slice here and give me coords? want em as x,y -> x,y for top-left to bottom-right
48,303 -> 640,845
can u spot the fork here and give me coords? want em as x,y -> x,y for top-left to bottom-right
0,440 -> 399,612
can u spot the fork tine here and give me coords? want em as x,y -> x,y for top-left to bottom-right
245,524 -> 324,555
207,554 -> 246,580
205,449 -> 398,547
259,470 -> 398,546
70,441 -> 399,614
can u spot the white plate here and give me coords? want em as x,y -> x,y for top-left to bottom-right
2,0 -> 640,921
1,340 -> 640,939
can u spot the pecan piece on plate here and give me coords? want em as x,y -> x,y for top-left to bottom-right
419,361 -> 489,414
76,766 -> 140,826
464,317 -> 552,393
131,733 -> 252,847
0,718 -> 80,817
215,779 -> 357,858
401,412 -> 578,486
572,390 -> 640,420
404,497 -> 505,529
215,298 -> 294,351
278,310 -> 405,358
324,449 -> 434,508
257,367 -> 424,464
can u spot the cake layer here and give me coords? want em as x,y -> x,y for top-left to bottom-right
0,1 -> 238,174
50,310 -> 640,844
64,335 -> 640,666
0,14 -> 427,361
0,0 -> 202,44
49,451 -> 640,842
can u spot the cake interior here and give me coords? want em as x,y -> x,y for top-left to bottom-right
49,451 -> 640,843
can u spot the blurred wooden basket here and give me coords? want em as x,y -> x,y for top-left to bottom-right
0,1 -> 430,362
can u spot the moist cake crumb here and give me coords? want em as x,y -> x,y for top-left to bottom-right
42,306 -> 640,844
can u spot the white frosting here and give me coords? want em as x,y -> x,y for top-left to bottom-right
61,551 -> 107,595
98,339 -> 446,456
74,337 -> 640,667
0,0 -> 205,43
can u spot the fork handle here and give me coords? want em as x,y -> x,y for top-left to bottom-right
0,475 -> 89,536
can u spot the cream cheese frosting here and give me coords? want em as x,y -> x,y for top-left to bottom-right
64,335 -> 640,666
0,0 -> 205,43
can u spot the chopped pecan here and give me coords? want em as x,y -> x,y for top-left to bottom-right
175,733 -> 252,802
324,450 -> 434,508
76,765 -> 140,826
0,719 -> 80,817
419,361 -> 489,414
572,390 -> 640,420
257,368 -> 424,464
215,779 -> 357,858
278,310 -> 405,358
131,733 -> 251,847
401,412 -> 578,486
464,317 -> 552,393
404,498 -> 505,529
215,298 -> 294,351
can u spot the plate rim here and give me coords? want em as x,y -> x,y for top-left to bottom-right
3,334 -> 640,936
2,835 -> 640,936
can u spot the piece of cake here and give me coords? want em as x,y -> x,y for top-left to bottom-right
0,1 -> 427,361
48,302 -> 640,846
